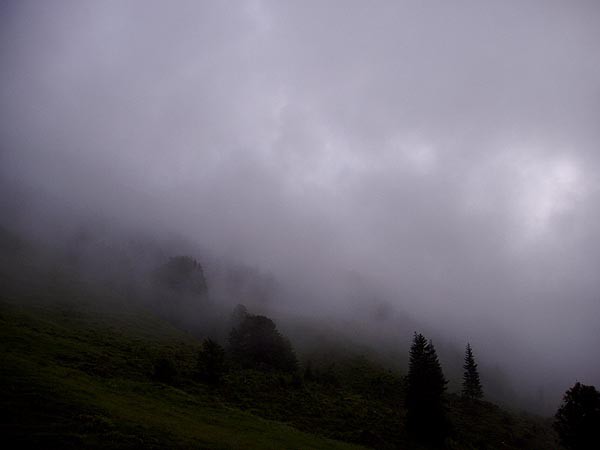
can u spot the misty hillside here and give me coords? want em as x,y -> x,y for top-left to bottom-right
2,1 -> 600,449
1,231 -> 561,449
0,237 -> 356,449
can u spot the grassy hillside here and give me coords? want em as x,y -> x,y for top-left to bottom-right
0,290 -> 363,449
0,244 -> 559,449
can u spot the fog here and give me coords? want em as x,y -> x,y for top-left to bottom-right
2,0 -> 600,413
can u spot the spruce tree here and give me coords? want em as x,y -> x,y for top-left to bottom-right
406,332 -> 448,443
462,343 -> 483,400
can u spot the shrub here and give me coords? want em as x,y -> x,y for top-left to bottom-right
153,357 -> 177,384
196,338 -> 226,384
228,309 -> 297,373
554,382 -> 600,449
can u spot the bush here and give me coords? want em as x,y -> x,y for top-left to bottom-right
153,256 -> 208,299
196,338 -> 226,384
554,382 -> 600,449
228,309 -> 298,373
152,357 -> 177,384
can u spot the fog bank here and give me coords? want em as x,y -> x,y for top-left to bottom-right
2,0 -> 600,413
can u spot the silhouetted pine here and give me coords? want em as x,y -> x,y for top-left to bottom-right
406,332 -> 448,444
462,343 -> 483,400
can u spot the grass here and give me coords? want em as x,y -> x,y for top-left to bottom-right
0,250 -> 561,449
0,289 -> 363,449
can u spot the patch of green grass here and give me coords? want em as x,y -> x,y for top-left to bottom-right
0,296 -> 363,449
446,395 -> 558,449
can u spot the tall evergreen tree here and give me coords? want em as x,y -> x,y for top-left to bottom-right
406,332 -> 448,444
462,343 -> 483,400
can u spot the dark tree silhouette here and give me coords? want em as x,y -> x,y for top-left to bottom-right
554,382 -> 600,449
462,343 -> 483,400
155,256 -> 208,297
228,309 -> 297,373
196,338 -> 226,384
152,256 -> 209,322
230,303 -> 249,327
406,332 -> 448,444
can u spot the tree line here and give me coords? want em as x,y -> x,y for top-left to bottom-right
405,331 -> 598,448
155,256 -> 599,449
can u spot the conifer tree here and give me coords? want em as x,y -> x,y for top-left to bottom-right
462,343 -> 483,400
406,332 -> 448,443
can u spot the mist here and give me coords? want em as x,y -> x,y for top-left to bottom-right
2,0 -> 600,414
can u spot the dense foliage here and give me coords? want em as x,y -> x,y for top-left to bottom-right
154,256 -> 208,298
196,338 -> 226,384
228,309 -> 298,373
554,382 -> 600,449
152,356 -> 177,384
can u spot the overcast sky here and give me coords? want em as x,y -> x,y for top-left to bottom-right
2,0 -> 600,401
